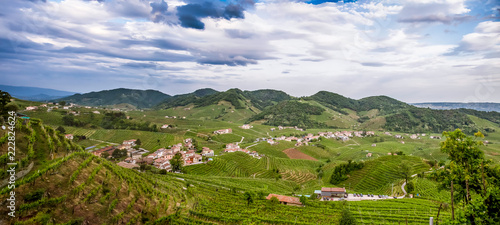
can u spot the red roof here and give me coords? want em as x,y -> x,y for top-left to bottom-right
321,187 -> 346,193
266,194 -> 301,205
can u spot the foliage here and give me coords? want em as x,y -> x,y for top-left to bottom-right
385,108 -> 474,133
0,90 -> 12,119
243,191 -> 254,205
330,160 -> 365,185
57,88 -> 171,109
170,152 -> 184,172
339,208 -> 358,225
399,161 -> 412,185
248,101 -> 328,128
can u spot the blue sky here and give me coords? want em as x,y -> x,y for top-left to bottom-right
0,0 -> 499,102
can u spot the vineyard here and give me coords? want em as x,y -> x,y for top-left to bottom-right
338,155 -> 430,194
184,152 -> 321,184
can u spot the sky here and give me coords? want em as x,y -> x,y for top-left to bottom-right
0,0 -> 499,103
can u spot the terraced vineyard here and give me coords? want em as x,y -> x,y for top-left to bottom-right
413,178 -> 451,202
184,152 -> 321,184
339,155 -> 430,194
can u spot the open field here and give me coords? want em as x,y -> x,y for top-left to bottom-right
283,148 -> 318,161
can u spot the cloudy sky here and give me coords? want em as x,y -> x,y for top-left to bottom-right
1,0 -> 499,102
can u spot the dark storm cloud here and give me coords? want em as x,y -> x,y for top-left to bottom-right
150,0 -> 169,22
175,0 -> 254,30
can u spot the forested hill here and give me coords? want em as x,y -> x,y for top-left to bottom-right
156,88 -> 293,110
56,88 -> 171,109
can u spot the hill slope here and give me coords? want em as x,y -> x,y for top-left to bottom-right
57,88 -> 171,109
0,85 -> 76,101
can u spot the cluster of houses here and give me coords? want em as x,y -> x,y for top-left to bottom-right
262,130 -> 376,147
224,143 -> 261,159
386,132 -> 440,140
165,115 -> 186,119
270,126 -> 304,132
25,102 -> 78,112
144,138 -> 214,171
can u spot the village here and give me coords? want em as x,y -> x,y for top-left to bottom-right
72,125 -> 443,173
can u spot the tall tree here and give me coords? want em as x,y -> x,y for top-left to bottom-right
399,161 -> 412,186
170,152 -> 184,172
243,191 -> 254,206
0,91 -> 12,118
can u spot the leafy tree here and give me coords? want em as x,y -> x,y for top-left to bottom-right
0,91 -> 12,118
299,195 -> 307,205
243,191 -> 254,206
112,149 -> 128,159
59,101 -> 66,106
431,129 -> 500,224
56,126 -> 66,134
399,161 -> 412,185
101,152 -> 110,159
170,152 -> 184,172
406,181 -> 415,194
135,138 -> 142,146
339,208 -> 357,225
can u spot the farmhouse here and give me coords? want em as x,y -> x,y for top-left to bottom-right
25,106 -> 38,111
321,187 -> 346,198
92,146 -> 116,157
240,124 -> 253,129
64,134 -> 74,140
266,194 -> 302,206
214,128 -> 232,134
161,124 -> 169,129
201,147 -> 214,157
123,139 -> 137,146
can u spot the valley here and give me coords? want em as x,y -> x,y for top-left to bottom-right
1,88 -> 499,224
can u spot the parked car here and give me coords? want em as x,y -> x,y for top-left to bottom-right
360,193 -> 363,197
393,196 -> 397,199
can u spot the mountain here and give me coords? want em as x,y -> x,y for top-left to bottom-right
0,84 -> 76,101
57,88 -> 170,109
156,88 -> 292,110
247,100 -> 328,128
412,102 -> 500,112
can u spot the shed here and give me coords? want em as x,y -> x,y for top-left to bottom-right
266,194 -> 302,206
321,187 -> 346,198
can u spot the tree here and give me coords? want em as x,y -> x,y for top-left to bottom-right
243,191 -> 254,206
170,152 -> 184,172
431,129 -> 500,224
339,208 -> 357,225
399,161 -> 412,186
135,138 -> 142,146
56,126 -> 66,134
299,195 -> 307,205
0,91 -> 12,119
59,101 -> 66,106
101,152 -> 110,159
406,181 -> 415,194
112,149 -> 127,159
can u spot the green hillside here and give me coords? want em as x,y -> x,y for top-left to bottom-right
56,88 -> 170,109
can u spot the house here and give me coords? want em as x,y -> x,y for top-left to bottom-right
394,135 -> 403,139
214,128 -> 232,134
117,162 -> 140,169
240,124 -> 253,129
92,111 -> 100,114
366,153 -> 372,157
201,147 -> 214,157
371,144 -> 376,147
430,136 -> 441,139
123,139 -> 136,146
161,124 -> 169,129
25,106 -> 38,111
92,146 -> 116,157
320,187 -> 346,198
266,194 -> 302,206
410,134 -> 418,139
267,139 -> 277,145
64,134 -> 74,140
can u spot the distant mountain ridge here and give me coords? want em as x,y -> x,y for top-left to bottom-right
0,84 -> 76,101
412,102 -> 500,112
56,88 -> 170,109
